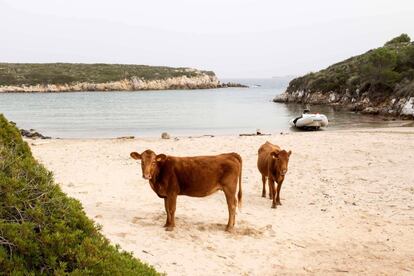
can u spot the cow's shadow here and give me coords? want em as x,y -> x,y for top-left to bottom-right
132,212 -> 264,238
194,221 -> 264,238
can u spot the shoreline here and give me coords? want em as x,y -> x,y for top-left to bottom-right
20,120 -> 412,140
0,77 -> 247,93
24,126 -> 414,142
29,127 -> 414,275
274,91 -> 414,119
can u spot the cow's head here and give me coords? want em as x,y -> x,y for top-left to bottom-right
270,149 -> 292,177
130,149 -> 167,180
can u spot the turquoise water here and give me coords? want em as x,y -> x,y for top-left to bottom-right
0,79 -> 403,138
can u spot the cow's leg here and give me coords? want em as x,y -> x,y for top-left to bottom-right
269,178 -> 277,208
223,186 -> 237,232
165,195 -> 177,231
276,179 -> 284,206
268,177 -> 275,200
163,198 -> 171,227
261,175 -> 266,198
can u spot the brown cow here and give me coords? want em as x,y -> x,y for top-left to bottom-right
130,150 -> 242,231
257,141 -> 291,208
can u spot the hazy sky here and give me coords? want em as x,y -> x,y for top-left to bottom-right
1,0 -> 414,78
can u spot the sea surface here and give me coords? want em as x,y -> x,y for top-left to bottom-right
0,78 -> 405,138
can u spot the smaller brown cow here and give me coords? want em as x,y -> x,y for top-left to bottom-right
130,150 -> 242,231
257,141 -> 291,208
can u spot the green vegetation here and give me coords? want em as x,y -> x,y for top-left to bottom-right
385,33 -> 411,46
0,114 -> 159,275
287,34 -> 414,99
0,63 -> 215,86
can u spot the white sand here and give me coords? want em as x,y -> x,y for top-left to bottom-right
29,128 -> 414,275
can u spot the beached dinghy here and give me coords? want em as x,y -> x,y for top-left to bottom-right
289,109 -> 328,130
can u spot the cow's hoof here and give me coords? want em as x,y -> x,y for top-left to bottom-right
271,204 -> 277,209
165,226 -> 174,231
225,226 -> 234,232
276,202 -> 282,206
261,193 -> 266,198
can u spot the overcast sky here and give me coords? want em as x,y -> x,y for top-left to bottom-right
1,0 -> 414,78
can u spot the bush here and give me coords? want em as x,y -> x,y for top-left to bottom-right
385,33 -> 411,46
360,47 -> 401,89
0,114 -> 159,275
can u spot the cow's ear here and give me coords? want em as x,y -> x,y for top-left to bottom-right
288,150 -> 292,157
156,154 -> 167,162
130,152 -> 141,160
271,151 -> 279,159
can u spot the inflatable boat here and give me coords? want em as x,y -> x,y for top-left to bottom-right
289,110 -> 328,130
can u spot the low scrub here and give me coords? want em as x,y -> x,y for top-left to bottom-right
287,34 -> 414,98
0,62 -> 215,86
0,114 -> 159,275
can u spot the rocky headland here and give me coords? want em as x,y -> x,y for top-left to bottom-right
274,34 -> 414,119
0,63 -> 243,92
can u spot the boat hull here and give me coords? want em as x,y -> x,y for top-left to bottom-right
289,114 -> 328,130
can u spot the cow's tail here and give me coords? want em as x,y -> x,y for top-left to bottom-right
237,155 -> 243,211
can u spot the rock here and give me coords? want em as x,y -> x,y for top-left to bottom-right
20,129 -> 31,137
20,129 -> 51,139
401,97 -> 414,117
220,82 -> 248,88
117,136 -> 134,139
329,93 -> 336,102
273,93 -> 288,102
361,107 -> 380,115
161,132 -> 171,139
273,88 -> 414,119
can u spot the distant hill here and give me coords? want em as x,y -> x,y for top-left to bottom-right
274,34 -> 414,118
0,63 -> 220,92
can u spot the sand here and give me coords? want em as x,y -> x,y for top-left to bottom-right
29,128 -> 414,275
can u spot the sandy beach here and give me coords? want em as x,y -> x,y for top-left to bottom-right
29,128 -> 414,275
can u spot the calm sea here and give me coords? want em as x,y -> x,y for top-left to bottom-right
0,79 -> 404,138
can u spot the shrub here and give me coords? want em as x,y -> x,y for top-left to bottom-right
360,47 -> 401,90
385,33 -> 411,46
0,114 -> 159,275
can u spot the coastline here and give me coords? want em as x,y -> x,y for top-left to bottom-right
274,90 -> 414,119
0,75 -> 222,93
29,127 -> 414,275
0,76 -> 248,93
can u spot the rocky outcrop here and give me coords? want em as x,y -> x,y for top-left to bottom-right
220,82 -> 249,88
0,75 -> 222,92
274,90 -> 414,119
20,129 -> 51,139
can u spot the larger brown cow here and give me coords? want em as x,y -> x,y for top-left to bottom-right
257,141 -> 291,208
130,150 -> 242,232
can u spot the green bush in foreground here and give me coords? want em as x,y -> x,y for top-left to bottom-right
0,114 -> 159,275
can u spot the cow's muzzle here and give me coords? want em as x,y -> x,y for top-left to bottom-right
143,174 -> 151,180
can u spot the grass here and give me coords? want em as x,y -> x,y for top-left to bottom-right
0,114 -> 160,275
0,62 -> 216,86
